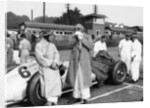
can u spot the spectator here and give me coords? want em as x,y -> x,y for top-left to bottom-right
19,34 -> 31,64
6,33 -> 14,66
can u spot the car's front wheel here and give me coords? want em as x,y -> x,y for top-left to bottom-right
26,72 -> 46,106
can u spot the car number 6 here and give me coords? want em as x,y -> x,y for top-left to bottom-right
18,66 -> 31,78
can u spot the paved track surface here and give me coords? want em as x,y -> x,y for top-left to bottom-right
7,47 -> 143,107
7,79 -> 143,107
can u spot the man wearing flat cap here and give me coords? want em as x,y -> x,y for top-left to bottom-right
35,31 -> 61,106
130,34 -> 142,83
118,33 -> 133,75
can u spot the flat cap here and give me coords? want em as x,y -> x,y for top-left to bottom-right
75,23 -> 84,30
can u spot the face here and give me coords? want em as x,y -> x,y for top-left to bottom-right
48,35 -> 55,42
36,37 -> 41,43
131,37 -> 136,42
101,37 -> 106,43
125,35 -> 130,40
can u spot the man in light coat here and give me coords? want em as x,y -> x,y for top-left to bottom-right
35,31 -> 61,105
130,34 -> 142,82
66,24 -> 93,104
19,34 -> 31,64
118,33 -> 132,75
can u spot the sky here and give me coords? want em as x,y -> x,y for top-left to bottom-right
7,0 -> 143,26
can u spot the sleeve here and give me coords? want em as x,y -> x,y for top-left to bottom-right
19,41 -> 22,49
132,41 -> 142,57
118,40 -> 123,53
53,44 -> 60,65
28,41 -> 31,51
82,35 -> 93,50
93,42 -> 99,56
118,40 -> 122,49
131,42 -> 134,57
35,44 -> 53,67
104,42 -> 107,51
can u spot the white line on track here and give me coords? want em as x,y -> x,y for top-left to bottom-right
74,85 -> 132,104
123,83 -> 143,89
62,82 -> 98,94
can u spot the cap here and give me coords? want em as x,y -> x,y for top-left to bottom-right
75,23 -> 84,30
125,33 -> 133,37
132,34 -> 138,38
40,30 -> 52,37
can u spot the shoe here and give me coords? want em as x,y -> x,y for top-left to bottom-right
82,99 -> 88,104
95,79 -> 104,88
130,80 -> 138,83
45,101 -> 52,106
68,98 -> 81,104
52,102 -> 58,106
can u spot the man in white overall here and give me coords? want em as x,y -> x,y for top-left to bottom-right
118,33 -> 132,75
94,35 -> 107,57
130,34 -> 142,82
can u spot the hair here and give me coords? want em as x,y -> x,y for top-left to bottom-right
20,33 -> 26,38
43,35 -> 49,42
91,34 -> 95,40
101,35 -> 106,39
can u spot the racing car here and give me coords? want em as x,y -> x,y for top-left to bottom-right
6,51 -> 127,106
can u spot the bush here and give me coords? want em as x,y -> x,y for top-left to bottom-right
106,38 -> 121,47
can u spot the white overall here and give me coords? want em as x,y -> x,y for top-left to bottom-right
131,39 -> 142,81
118,39 -> 132,74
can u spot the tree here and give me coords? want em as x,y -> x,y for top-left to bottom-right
54,7 -> 84,25
34,16 -> 57,23
7,12 -> 30,29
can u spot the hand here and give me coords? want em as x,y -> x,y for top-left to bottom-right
50,62 -> 58,70
77,35 -> 83,40
118,53 -> 120,57
131,56 -> 136,62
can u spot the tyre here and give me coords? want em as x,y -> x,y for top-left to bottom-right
111,60 -> 127,84
26,72 -> 47,106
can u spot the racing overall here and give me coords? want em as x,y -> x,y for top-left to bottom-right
35,38 -> 61,104
118,39 -> 132,74
131,39 -> 142,82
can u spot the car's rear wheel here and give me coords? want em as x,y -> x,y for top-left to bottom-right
111,61 -> 127,84
27,72 -> 46,106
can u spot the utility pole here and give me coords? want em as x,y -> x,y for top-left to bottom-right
31,9 -> 33,22
66,3 -> 72,25
94,4 -> 97,22
43,2 -> 46,23
94,4 -> 97,14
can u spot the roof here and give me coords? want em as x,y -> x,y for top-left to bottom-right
20,22 -> 76,31
83,13 -> 107,19
129,26 -> 143,32
107,27 -> 135,33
